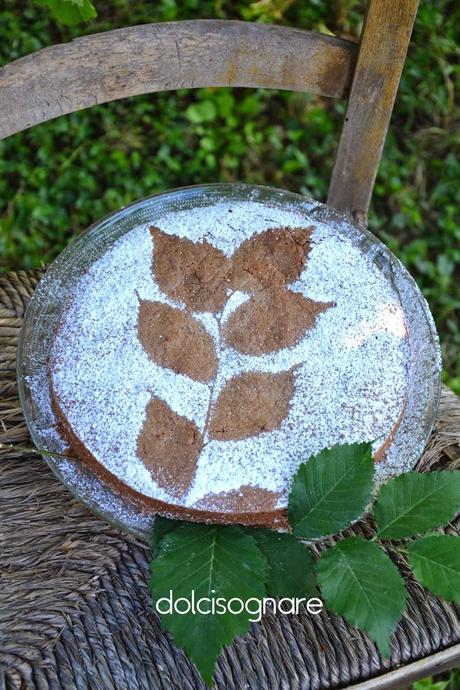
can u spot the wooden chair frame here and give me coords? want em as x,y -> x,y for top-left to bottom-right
0,0 -> 419,224
2,3 -> 460,688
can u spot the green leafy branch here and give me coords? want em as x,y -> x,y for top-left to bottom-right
149,443 -> 460,686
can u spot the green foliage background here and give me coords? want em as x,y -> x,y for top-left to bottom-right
1,0 -> 459,392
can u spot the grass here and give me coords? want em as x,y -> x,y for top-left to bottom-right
411,667 -> 460,689
0,0 -> 459,392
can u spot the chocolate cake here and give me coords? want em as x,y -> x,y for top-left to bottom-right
48,200 -> 409,528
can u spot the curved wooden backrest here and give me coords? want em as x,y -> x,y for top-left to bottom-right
0,1 -> 419,222
0,21 -> 357,139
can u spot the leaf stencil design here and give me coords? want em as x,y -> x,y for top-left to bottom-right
137,397 -> 202,498
136,223 -> 328,504
138,299 -> 217,382
194,486 -> 282,512
150,226 -> 232,312
208,370 -> 295,441
224,286 -> 334,355
230,226 -> 313,291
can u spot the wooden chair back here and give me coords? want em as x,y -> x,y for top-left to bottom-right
0,0 -> 419,224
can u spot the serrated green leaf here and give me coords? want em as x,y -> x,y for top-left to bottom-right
252,529 -> 317,598
317,537 -> 406,656
374,471 -> 460,539
151,515 -> 183,556
408,535 -> 460,603
288,443 -> 375,539
150,524 -> 267,685
36,0 -> 97,25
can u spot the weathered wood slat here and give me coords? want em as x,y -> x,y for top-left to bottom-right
0,20 -> 357,140
327,0 -> 419,223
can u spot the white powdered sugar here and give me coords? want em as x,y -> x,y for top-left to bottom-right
49,201 -> 409,511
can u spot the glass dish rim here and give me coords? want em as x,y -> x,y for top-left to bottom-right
16,182 -> 442,541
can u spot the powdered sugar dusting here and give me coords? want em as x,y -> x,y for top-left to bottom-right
49,200 -> 409,512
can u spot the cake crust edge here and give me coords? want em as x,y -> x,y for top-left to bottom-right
49,377 -> 291,530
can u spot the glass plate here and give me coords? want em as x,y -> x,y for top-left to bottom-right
17,183 -> 442,540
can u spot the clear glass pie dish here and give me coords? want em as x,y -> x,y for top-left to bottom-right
17,183 -> 442,540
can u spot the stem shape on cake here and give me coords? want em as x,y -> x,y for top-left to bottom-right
135,224 -> 333,499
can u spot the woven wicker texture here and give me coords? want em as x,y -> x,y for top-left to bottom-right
1,268 -> 459,690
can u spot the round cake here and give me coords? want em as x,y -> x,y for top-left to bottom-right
46,197 -> 411,528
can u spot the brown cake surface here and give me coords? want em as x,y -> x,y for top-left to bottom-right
49,200 -> 409,527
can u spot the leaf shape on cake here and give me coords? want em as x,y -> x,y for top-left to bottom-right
150,226 -> 232,312
193,485 -> 282,513
208,370 -> 295,441
223,286 -> 333,355
138,299 -> 217,382
137,397 -> 202,498
230,226 -> 313,292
